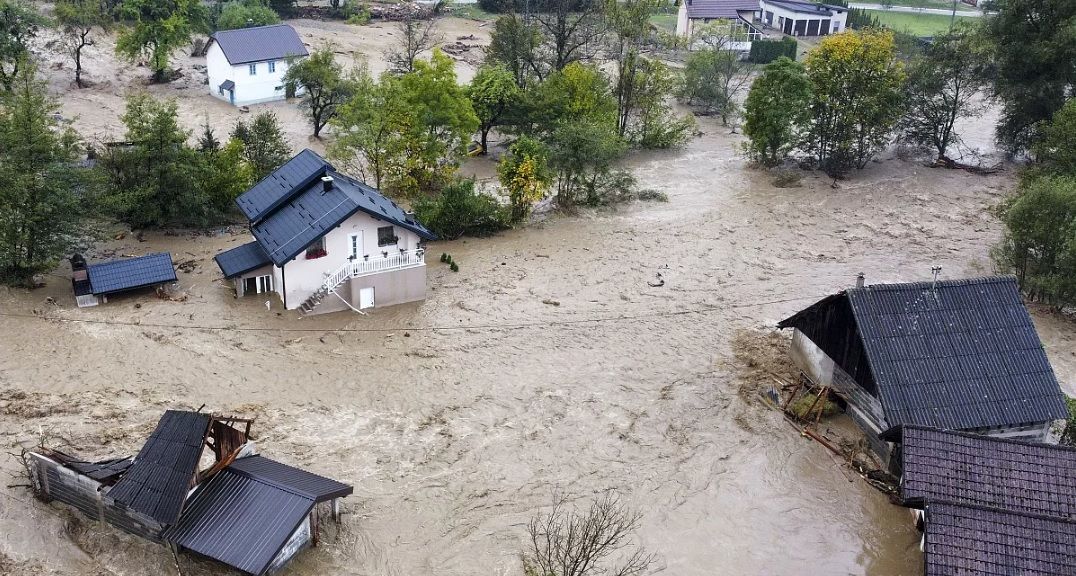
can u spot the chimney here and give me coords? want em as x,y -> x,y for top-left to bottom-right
855,272 -> 864,289
321,175 -> 334,192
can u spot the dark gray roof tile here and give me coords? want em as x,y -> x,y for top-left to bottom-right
208,24 -> 308,66
214,241 -> 272,278
87,253 -> 177,296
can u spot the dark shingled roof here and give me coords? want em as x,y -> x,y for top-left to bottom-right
208,24 -> 308,66
109,411 -> 211,525
87,252 -> 177,296
923,502 -> 1076,576
234,149 -> 435,267
763,0 -> 843,15
779,276 -> 1069,430
215,241 -> 272,279
69,457 -> 134,484
892,426 -> 1076,520
163,456 -> 352,575
686,0 -> 759,18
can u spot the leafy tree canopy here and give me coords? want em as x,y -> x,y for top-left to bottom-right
116,0 -> 209,82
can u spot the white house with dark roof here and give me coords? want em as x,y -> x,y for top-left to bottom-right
214,149 -> 436,315
205,24 -> 309,106
676,0 -> 762,50
758,0 -> 847,36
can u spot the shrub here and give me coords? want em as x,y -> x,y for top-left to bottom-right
216,0 -> 280,30
499,136 -> 552,222
450,261 -> 459,272
341,0 -> 370,24
772,170 -> 802,188
748,38 -> 797,64
413,179 -> 510,240
1060,397 -> 1076,446
789,393 -> 841,420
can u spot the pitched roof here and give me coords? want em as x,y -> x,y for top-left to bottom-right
779,276 -> 1069,430
686,0 -> 760,18
163,456 -> 352,575
87,252 -> 177,296
923,503 -> 1076,576
234,149 -> 436,267
208,24 -> 308,66
762,0 -> 843,15
215,241 -> 272,279
891,426 -> 1076,520
108,411 -> 211,525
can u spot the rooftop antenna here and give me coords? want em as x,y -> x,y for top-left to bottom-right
931,266 -> 942,299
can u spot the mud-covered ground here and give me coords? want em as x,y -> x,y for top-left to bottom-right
2,10 -> 1075,576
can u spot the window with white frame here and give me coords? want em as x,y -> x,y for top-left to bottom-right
268,60 -> 277,73
377,226 -> 398,247
248,63 -> 257,75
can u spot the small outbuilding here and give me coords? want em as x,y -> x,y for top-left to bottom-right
758,0 -> 847,37
205,24 -> 309,107
676,0 -> 763,50
70,252 -> 177,307
777,276 -> 1069,461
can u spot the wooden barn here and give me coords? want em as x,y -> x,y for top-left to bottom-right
777,276 -> 1069,461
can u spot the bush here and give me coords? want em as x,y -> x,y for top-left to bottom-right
789,393 -> 841,420
341,0 -> 370,24
216,0 -> 280,30
748,38 -> 797,64
772,170 -> 802,188
1059,396 -> 1076,446
413,179 -> 510,240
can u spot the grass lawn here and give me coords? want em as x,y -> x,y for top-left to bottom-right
451,4 -> 498,21
865,10 -> 974,36
649,13 -> 678,32
888,0 -> 979,12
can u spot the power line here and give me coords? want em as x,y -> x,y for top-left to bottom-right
0,293 -> 827,334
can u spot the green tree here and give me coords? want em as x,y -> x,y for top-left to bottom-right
994,175 -> 1076,307
330,64 -> 407,190
605,0 -> 657,138
386,15 -> 440,74
898,24 -> 986,161
629,58 -> 694,149
743,56 -> 812,166
0,64 -> 84,285
548,119 -> 625,208
216,0 -> 279,30
0,0 -> 44,91
116,0 -> 209,82
486,13 -> 540,88
54,0 -> 113,88
231,111 -> 290,180
1032,99 -> 1076,176
526,62 -> 617,140
804,30 -> 904,178
980,0 -> 1076,153
412,178 -> 509,239
532,0 -> 607,75
196,138 -> 254,219
678,32 -> 755,126
467,64 -> 520,154
284,47 -> 355,138
498,136 -> 551,221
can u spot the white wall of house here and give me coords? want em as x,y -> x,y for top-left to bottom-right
274,211 -> 424,311
759,0 -> 847,36
675,8 -> 759,51
206,42 -> 302,106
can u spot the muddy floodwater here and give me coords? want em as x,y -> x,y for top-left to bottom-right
2,110 -> 1075,576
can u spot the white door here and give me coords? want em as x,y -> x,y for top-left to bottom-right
359,287 -> 375,309
348,232 -> 362,260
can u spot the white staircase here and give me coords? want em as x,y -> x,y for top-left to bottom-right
300,249 -> 425,314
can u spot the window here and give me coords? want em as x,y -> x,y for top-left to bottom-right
305,237 -> 326,259
248,63 -> 257,76
377,226 -> 398,247
348,233 -> 361,259
268,60 -> 277,73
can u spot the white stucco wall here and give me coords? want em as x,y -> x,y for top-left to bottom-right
206,41 -> 303,106
759,0 -> 847,36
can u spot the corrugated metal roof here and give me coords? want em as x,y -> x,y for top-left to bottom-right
236,149 -> 330,223
208,24 -> 309,66
686,0 -> 759,18
86,252 -> 177,296
163,467 -> 313,575
215,241 -> 272,279
895,426 -> 1076,520
923,503 -> 1076,576
108,411 -> 211,525
229,456 -> 353,502
780,276 -> 1069,431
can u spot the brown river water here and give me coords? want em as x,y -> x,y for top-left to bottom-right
1,109 -> 1074,576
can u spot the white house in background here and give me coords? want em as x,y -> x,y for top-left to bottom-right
205,24 -> 309,106
758,0 -> 847,37
676,0 -> 763,51
214,149 -> 437,315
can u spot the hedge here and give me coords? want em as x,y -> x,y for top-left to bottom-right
748,38 -> 798,64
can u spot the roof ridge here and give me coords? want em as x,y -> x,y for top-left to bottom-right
927,499 -> 1076,525
849,274 -> 1018,293
889,424 -> 1076,453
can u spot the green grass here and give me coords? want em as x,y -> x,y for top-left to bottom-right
649,13 -> 677,32
451,4 -> 498,21
884,0 -> 978,12
865,10 -> 974,36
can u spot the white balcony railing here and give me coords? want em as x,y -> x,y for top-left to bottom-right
322,248 -> 426,295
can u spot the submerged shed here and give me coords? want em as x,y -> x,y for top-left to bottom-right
71,252 -> 178,307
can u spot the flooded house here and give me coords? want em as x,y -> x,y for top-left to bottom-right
757,0 -> 848,37
214,149 -> 436,315
675,0 -> 763,50
205,24 -> 308,106
69,252 -> 177,307
26,409 -> 352,575
777,276 -> 1069,461
882,426 -> 1076,575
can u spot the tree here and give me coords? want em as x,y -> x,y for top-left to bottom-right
412,178 -> 509,239
994,175 -> 1076,307
196,138 -> 254,219
231,111 -> 290,180
1032,99 -> 1076,176
548,119 -> 625,207
523,492 -> 656,576
605,0 -> 657,138
630,59 -> 694,149
498,136 -> 551,221
678,25 -> 755,126
54,0 -> 112,88
198,118 -> 220,152
532,0 -> 607,75
898,24 -> 986,161
0,0 -> 44,91
116,0 -> 209,82
743,56 -> 812,167
284,47 -> 355,138
0,64 -> 84,285
979,0 -> 1076,153
803,30 -> 904,178
330,65 -> 407,190
527,62 -> 618,140
487,13 -> 540,88
467,64 -> 520,154
216,0 -> 279,30
386,15 -> 440,74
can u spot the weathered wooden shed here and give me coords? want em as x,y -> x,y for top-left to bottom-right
777,276 -> 1069,461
